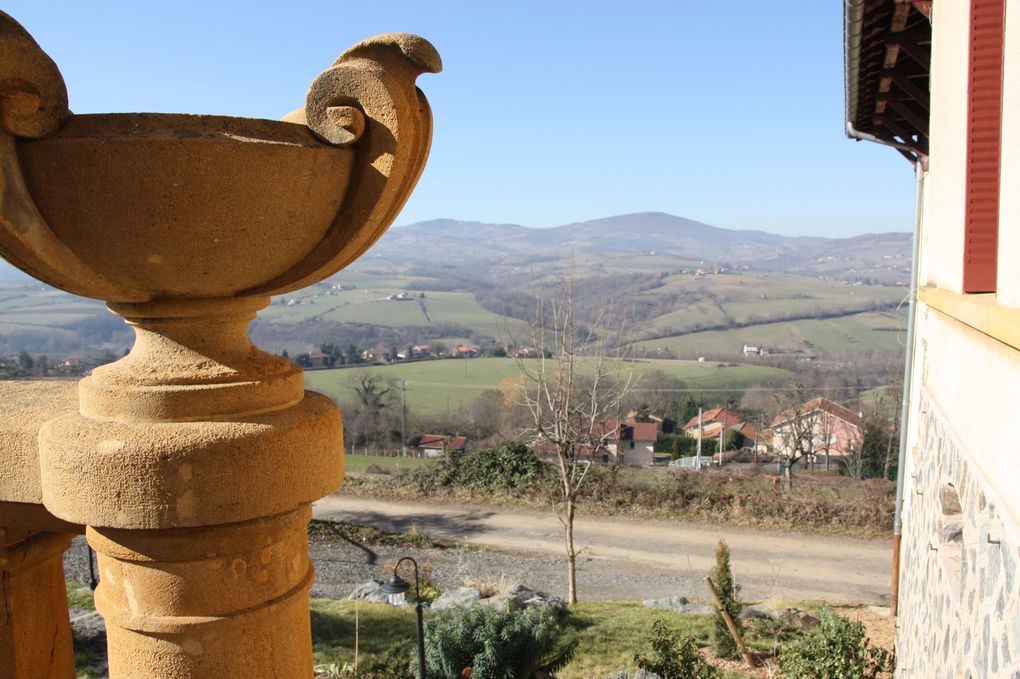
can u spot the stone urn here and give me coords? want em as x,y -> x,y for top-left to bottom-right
0,11 -> 439,678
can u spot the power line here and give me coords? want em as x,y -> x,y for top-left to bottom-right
386,380 -> 892,393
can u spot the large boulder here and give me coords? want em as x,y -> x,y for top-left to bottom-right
430,587 -> 482,613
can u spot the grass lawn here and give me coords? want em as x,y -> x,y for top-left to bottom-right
310,599 -> 746,678
305,358 -> 791,416
343,454 -> 429,474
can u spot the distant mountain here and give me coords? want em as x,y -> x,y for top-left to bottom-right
372,212 -> 910,276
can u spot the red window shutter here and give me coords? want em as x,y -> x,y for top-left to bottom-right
963,0 -> 1005,293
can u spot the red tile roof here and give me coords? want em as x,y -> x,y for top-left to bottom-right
683,407 -> 745,431
596,419 -> 661,442
772,398 -> 863,428
418,434 -> 467,450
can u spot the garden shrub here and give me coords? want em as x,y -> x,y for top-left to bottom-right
458,441 -> 545,493
422,605 -> 576,679
634,620 -> 720,679
413,442 -> 545,494
778,606 -> 893,678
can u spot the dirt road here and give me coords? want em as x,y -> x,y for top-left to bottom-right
313,495 -> 892,605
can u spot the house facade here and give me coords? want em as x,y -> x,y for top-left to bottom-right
418,434 -> 467,458
602,419 -> 661,466
770,398 -> 862,464
845,1 -> 1020,674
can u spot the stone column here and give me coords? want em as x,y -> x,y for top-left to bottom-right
0,527 -> 76,679
38,298 -> 344,678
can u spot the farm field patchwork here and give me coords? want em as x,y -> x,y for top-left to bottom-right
304,357 -> 790,415
633,309 -> 907,356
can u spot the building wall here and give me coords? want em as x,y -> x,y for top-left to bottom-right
896,2 -> 1020,675
623,442 -> 654,466
998,0 -> 1020,305
919,0 -> 970,293
896,392 -> 1020,677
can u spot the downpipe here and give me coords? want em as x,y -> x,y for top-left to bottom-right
890,159 -> 923,616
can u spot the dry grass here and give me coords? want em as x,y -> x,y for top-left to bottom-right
342,463 -> 896,539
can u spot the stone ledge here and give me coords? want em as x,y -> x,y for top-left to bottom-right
0,380 -> 77,504
919,287 -> 1020,352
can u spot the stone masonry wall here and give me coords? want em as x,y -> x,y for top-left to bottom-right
896,395 -> 1020,677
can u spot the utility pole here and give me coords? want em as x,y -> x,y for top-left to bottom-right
400,380 -> 407,458
718,424 -> 724,466
695,406 -> 702,469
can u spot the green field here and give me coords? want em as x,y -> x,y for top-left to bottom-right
343,454 -> 429,473
0,283 -> 103,325
304,357 -> 790,415
634,310 -> 907,356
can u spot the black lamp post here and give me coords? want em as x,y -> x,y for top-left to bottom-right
380,556 -> 426,679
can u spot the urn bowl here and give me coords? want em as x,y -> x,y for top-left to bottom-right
16,113 -> 354,299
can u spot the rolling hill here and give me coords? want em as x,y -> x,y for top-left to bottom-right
0,212 -> 911,362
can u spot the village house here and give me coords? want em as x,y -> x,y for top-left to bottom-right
770,397 -> 863,466
601,417 -> 662,466
682,407 -> 745,439
304,350 -> 331,368
417,434 -> 468,458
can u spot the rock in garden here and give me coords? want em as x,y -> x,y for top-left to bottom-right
430,587 -> 482,613
773,607 -> 821,630
509,584 -> 566,615
347,580 -> 391,603
642,595 -> 689,612
739,604 -> 771,620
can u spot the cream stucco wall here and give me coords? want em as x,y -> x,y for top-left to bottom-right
997,0 -> 1020,305
911,305 -> 1020,531
920,0 -> 970,292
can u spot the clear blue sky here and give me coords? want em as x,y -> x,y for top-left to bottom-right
5,2 -> 915,236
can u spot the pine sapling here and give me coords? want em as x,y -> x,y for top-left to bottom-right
709,538 -> 742,660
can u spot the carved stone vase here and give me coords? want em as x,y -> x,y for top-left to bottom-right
0,12 -> 439,678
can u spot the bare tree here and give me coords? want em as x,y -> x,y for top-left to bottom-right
770,383 -> 822,489
841,417 -> 867,479
351,371 -> 394,413
512,275 -> 633,603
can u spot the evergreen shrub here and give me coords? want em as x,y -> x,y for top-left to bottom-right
422,605 -> 576,679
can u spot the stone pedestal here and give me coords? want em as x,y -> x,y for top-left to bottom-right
90,508 -> 314,678
0,529 -> 76,679
38,299 -> 343,678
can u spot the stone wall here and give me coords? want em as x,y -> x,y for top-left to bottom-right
896,396 -> 1020,677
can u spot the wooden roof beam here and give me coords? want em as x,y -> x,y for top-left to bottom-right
885,69 -> 930,107
883,97 -> 930,137
899,40 -> 931,68
891,2 -> 912,32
